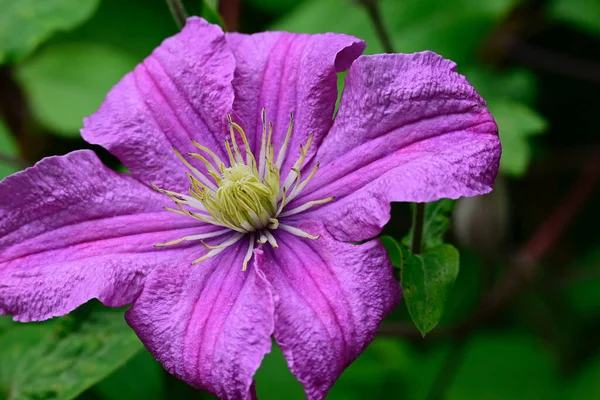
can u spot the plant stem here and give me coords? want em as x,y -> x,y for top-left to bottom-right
359,0 -> 395,53
411,203 -> 425,254
219,0 -> 240,31
361,0 -> 428,257
166,0 -> 188,29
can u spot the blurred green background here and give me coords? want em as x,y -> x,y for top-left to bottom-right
1,0 -> 600,399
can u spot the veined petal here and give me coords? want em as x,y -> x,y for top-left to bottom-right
82,17 -> 236,192
292,52 -> 501,241
126,241 -> 274,400
226,31 -> 365,173
261,223 -> 400,400
0,150 -> 217,322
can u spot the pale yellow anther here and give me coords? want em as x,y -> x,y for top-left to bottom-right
192,140 -> 225,169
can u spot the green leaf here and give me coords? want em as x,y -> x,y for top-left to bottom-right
254,343 -> 304,400
255,339 -> 414,400
438,249 -> 483,325
550,0 -> 600,37
328,338 -> 413,399
564,352 -> 600,400
92,350 -> 165,400
463,66 -> 538,105
400,244 -> 460,336
446,334 -> 559,400
380,235 -> 402,268
421,199 -> 456,249
198,0 -> 225,28
273,0 -> 380,51
247,0 -> 306,15
488,99 -> 547,177
0,120 -> 21,180
403,344 -> 453,400
16,43 -> 138,137
0,317 -> 14,335
403,200 -> 456,252
273,0 -> 518,64
0,311 -> 143,400
0,0 -> 99,64
51,0 -> 177,62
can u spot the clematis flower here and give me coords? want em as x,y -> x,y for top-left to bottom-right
0,17 -> 500,400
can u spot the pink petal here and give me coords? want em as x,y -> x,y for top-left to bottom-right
291,52 -> 501,241
0,150 -> 212,322
82,17 -> 236,192
262,222 -> 400,400
226,31 -> 364,173
126,241 -> 274,400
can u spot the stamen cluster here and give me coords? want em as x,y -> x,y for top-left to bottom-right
152,109 -> 334,270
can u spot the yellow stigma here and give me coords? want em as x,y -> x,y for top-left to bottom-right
152,109 -> 334,271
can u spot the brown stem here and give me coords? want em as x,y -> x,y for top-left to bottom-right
0,66 -> 30,140
219,0 -> 240,32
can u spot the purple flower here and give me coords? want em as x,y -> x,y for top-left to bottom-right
0,18 -> 500,400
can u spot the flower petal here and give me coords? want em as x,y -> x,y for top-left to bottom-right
0,150 -> 212,322
82,17 -> 236,192
226,31 -> 364,172
292,52 -> 501,241
261,223 -> 400,400
126,240 -> 274,400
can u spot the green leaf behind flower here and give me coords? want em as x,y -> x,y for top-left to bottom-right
198,0 -> 226,28
92,350 -> 165,400
446,334 -> 559,400
488,99 -> 547,177
563,351 -> 600,400
255,339 -> 414,400
0,0 -> 99,64
273,0 -> 518,65
400,244 -> 460,336
0,310 -> 142,400
0,120 -> 21,180
380,235 -> 403,268
549,0 -> 600,37
16,43 -> 138,137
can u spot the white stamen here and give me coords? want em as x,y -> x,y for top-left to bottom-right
155,228 -> 231,247
278,196 -> 335,218
264,230 -> 279,248
192,233 -> 244,264
241,234 -> 255,271
279,223 -> 320,240
258,232 -> 268,244
192,140 -> 226,170
258,109 -> 268,178
173,148 -> 218,192
276,114 -> 293,169
286,162 -> 320,203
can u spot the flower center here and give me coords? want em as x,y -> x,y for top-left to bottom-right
152,109 -> 333,271
213,163 -> 275,230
